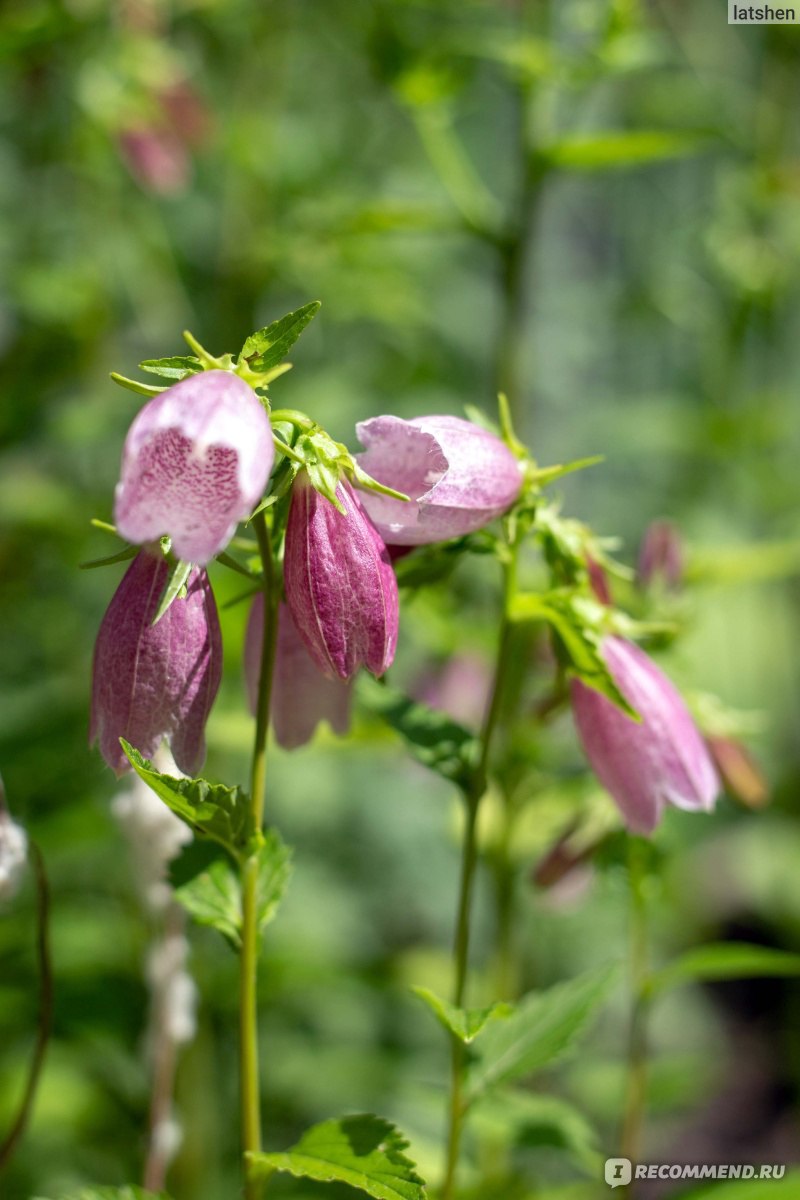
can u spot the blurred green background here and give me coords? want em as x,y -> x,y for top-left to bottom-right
2,1 -> 800,1197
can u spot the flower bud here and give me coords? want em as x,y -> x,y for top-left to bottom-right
354,414 -> 523,544
283,474 -> 399,680
91,549 -> 222,776
637,520 -> 684,592
571,637 -> 719,835
244,597 -> 352,749
706,735 -> 769,810
115,370 -> 274,565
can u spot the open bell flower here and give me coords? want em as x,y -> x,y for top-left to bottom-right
354,414 -> 523,544
283,473 -> 399,680
571,637 -> 719,836
245,597 -> 352,749
90,549 -> 222,776
115,369 -> 274,565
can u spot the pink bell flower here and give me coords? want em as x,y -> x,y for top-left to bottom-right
283,474 -> 399,680
115,370 -> 274,565
354,414 -> 523,544
571,637 -> 719,835
637,520 -> 684,592
91,549 -> 223,776
244,597 -> 352,749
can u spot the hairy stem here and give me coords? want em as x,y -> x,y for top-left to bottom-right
0,843 -> 53,1174
620,838 -> 651,1174
240,512 -> 279,1199
441,552 -> 517,1200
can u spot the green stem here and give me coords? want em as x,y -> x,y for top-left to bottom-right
240,512 -> 279,1199
441,550 -> 517,1200
620,838 -> 650,1176
0,843 -> 53,1173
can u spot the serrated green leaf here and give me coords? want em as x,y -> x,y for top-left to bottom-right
542,130 -> 705,171
121,742 -> 254,858
358,676 -> 480,793
174,855 -> 242,947
255,828 -> 293,930
467,966 -> 618,1102
412,986 -> 513,1044
240,301 -> 321,372
649,943 -> 800,997
247,1114 -> 426,1200
34,1189 -> 170,1200
139,355 -> 202,381
151,558 -> 193,625
110,372 -> 166,397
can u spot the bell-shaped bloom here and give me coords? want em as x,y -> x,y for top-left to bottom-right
115,370 -> 274,565
354,414 -> 523,544
571,637 -> 719,836
91,549 -> 222,776
637,520 -> 684,592
244,597 -> 352,749
283,474 -> 399,680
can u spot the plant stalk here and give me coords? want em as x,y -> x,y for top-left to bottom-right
240,512 -> 279,1199
620,838 -> 651,1177
441,550 -> 517,1200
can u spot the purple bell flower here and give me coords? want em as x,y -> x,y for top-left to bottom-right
637,520 -> 684,592
244,597 -> 352,749
283,474 -> 399,681
354,414 -> 523,544
115,370 -> 274,565
571,637 -> 719,835
91,549 -> 223,776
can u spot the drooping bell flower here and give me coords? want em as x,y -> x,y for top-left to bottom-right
571,637 -> 719,836
244,597 -> 352,749
354,414 -> 523,545
115,370 -> 274,565
637,520 -> 684,592
283,473 -> 399,680
91,549 -> 223,776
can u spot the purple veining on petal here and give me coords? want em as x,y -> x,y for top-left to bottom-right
115,370 -> 274,564
355,414 -> 523,544
244,596 -> 352,749
90,549 -> 222,775
283,475 -> 399,681
571,637 -> 719,835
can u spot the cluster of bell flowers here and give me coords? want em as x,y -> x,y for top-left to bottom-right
91,369 -> 719,836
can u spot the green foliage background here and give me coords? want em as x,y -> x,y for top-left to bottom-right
1,1 -> 800,1197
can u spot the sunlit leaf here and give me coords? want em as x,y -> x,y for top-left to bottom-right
151,559 -> 193,625
174,855 -> 242,947
121,742 -> 254,859
542,130 -> 706,171
255,828 -> 293,931
139,355 -> 202,381
247,1114 -> 426,1200
240,301 -> 321,372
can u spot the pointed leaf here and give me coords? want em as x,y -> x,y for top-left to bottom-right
79,545 -> 138,570
358,676 -> 480,793
528,456 -> 604,488
139,355 -> 203,380
412,986 -> 513,1044
121,742 -> 254,858
650,943 -> 800,997
110,372 -> 166,397
467,965 -> 618,1101
472,1090 -> 601,1173
247,1114 -> 426,1200
255,828 -> 293,930
151,559 -> 193,625
240,301 -> 321,372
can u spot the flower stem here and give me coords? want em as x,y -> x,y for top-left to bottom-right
240,512 -> 279,1199
620,838 -> 651,1174
0,843 -> 53,1173
441,549 -> 517,1200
